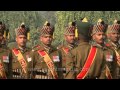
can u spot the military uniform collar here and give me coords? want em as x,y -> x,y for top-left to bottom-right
64,42 -> 76,50
38,43 -> 55,54
57,41 -> 77,50
78,41 -> 89,46
106,39 -> 120,50
90,40 -> 107,50
15,45 -> 29,53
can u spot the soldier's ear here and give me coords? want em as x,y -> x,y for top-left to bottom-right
64,35 -> 67,40
15,37 -> 17,42
40,36 -> 42,41
92,34 -> 96,40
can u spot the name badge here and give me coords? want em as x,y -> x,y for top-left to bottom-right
106,55 -> 113,62
53,56 -> 60,62
26,54 -> 32,62
3,56 -> 9,63
27,57 -> 32,62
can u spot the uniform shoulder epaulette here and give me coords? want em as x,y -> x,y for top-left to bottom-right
104,43 -> 114,50
32,45 -> 41,52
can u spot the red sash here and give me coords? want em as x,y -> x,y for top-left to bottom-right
12,48 -> 27,74
77,46 -> 97,79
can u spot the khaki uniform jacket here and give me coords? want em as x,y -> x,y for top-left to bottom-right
11,45 -> 33,79
90,41 -> 117,79
32,44 -> 63,79
105,40 -> 120,79
57,43 -> 77,72
65,41 -> 106,79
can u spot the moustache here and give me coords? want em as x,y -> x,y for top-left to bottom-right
99,39 -> 104,41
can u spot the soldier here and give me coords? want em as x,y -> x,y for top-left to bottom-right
90,19 -> 117,79
0,22 -> 12,79
57,22 -> 78,78
32,21 -> 63,79
105,20 -> 120,79
11,23 -> 33,79
65,19 -> 106,79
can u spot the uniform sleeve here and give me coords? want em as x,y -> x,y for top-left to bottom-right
64,49 -> 76,79
105,49 -> 117,79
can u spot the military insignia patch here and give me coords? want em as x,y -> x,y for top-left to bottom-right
26,55 -> 31,62
2,56 -> 9,63
53,56 -> 60,62
27,57 -> 32,62
106,55 -> 113,62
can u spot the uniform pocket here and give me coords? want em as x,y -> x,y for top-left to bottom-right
12,59 -> 21,69
35,57 -> 46,69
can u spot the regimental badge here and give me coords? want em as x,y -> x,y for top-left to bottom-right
26,55 -> 32,62
53,56 -> 60,62
106,54 -> 113,62
2,56 -> 9,63
27,57 -> 32,62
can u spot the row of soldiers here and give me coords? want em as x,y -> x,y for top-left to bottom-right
0,18 -> 120,79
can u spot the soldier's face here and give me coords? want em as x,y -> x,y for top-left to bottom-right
107,32 -> 119,43
65,34 -> 75,44
16,35 -> 27,47
92,32 -> 105,44
40,35 -> 53,45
